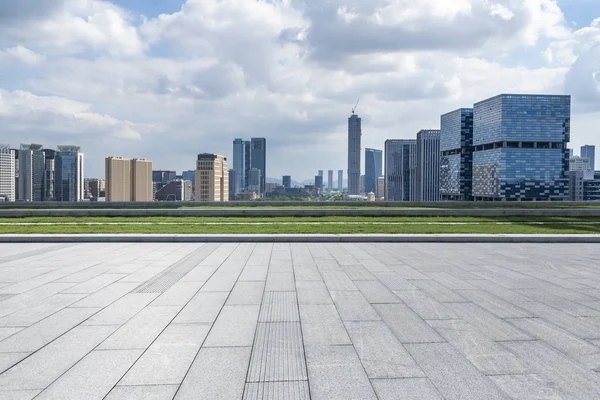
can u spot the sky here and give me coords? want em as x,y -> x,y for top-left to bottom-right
0,0 -> 599,181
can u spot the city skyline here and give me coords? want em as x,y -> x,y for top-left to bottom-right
0,1 -> 597,181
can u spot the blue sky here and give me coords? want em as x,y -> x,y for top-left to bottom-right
0,0 -> 599,180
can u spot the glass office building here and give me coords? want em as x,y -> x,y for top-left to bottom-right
416,130 -> 440,201
472,94 -> 570,200
440,108 -> 474,200
364,148 -> 382,194
54,146 -> 84,202
384,139 -> 417,201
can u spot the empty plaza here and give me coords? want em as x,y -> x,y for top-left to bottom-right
0,242 -> 600,399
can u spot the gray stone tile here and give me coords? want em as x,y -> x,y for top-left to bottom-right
0,390 -> 42,400
122,266 -> 168,283
247,322 -> 307,382
321,271 -> 358,291
204,305 -> 260,347
345,321 -> 424,379
393,290 -> 456,320
299,304 -> 351,346
98,306 -> 180,350
428,319 -> 528,375
243,381 -> 310,400
105,385 -> 179,400
83,293 -> 158,326
502,340 -> 600,399
295,281 -> 332,305
454,289 -> 533,318
0,325 -> 118,391
35,349 -> 142,400
514,288 -> 600,317
342,265 -> 377,281
429,272 -> 478,290
488,374 -> 565,400
0,353 -> 30,374
0,283 -> 77,319
355,280 -> 401,304
176,346 -> 251,400
305,345 -> 377,400
172,291 -> 228,324
68,282 -> 139,308
374,271 -> 417,291
151,280 -> 204,306
227,281 -> 265,305
238,263 -> 269,282
374,303 -> 444,343
259,291 -> 299,322
445,302 -> 531,341
265,272 -> 295,291
371,378 -> 443,400
293,264 -> 322,281
0,293 -> 87,327
330,291 -> 380,321
389,264 -> 430,279
405,342 -> 510,400
410,279 -> 466,303
61,274 -> 126,294
201,272 -> 239,292
120,324 -> 210,385
0,307 -> 101,353
179,265 -> 218,282
518,301 -> 600,339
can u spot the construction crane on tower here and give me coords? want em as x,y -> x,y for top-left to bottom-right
351,99 -> 359,115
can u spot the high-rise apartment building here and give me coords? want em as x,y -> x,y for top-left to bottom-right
232,138 -> 245,195
282,175 -> 291,189
18,144 -> 45,202
54,146 -> 84,202
440,108 -> 474,200
385,139 -> 417,201
581,145 -> 595,170
250,138 -> 266,196
569,156 -> 591,171
0,145 -> 15,202
131,159 -> 153,201
43,149 -> 56,201
315,175 -> 323,192
328,170 -> 334,192
105,157 -> 131,202
195,154 -> 228,202
472,94 -> 570,200
348,113 -> 362,195
365,148 -> 382,194
338,170 -> 343,192
416,130 -> 440,201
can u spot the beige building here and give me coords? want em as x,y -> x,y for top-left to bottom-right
105,157 -> 153,202
131,159 -> 153,201
195,154 -> 228,202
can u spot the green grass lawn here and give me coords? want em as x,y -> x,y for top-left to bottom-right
1,215 -> 600,234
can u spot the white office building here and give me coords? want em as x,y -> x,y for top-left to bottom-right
0,144 -> 15,202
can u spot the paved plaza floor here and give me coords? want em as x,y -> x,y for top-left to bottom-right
0,242 -> 599,399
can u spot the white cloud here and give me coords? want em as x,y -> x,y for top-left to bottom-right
0,46 -> 45,65
0,0 -> 598,179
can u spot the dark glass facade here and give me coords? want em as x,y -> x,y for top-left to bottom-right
472,95 -> 570,200
440,109 -> 473,200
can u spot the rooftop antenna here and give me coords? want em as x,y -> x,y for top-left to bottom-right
352,99 -> 359,115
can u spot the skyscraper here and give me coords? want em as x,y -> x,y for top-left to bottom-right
416,130 -> 441,201
244,140 -> 251,190
131,159 -> 153,201
196,153 -> 229,202
328,170 -> 334,192
282,175 -> 291,189
0,144 -> 15,202
365,148 -> 382,194
315,175 -> 323,192
385,139 -> 417,201
249,168 -> 261,194
348,113 -> 362,195
54,146 -> 84,202
581,145 -> 595,170
338,170 -> 343,192
18,143 -> 45,202
440,108 -> 474,200
228,169 -> 237,200
472,94 -> 570,200
232,138 -> 245,195
250,138 -> 266,196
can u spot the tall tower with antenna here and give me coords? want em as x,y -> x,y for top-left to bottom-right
348,99 -> 362,195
